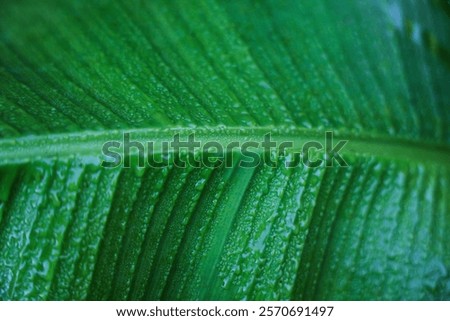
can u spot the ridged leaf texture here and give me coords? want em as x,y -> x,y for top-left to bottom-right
0,0 -> 449,300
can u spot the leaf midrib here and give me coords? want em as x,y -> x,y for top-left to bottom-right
1,127 -> 449,166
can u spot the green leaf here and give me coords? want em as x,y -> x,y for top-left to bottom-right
0,0 -> 449,300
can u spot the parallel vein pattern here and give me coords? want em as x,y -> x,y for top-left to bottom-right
0,0 -> 449,141
0,159 -> 448,300
0,0 -> 449,300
